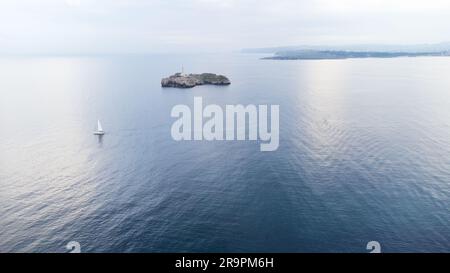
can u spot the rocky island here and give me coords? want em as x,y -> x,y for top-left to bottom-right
161,73 -> 231,88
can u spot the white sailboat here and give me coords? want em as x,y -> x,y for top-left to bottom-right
93,120 -> 105,135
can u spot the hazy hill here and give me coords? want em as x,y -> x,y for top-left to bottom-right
242,42 -> 450,54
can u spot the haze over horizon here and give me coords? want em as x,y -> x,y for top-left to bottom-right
2,0 -> 450,54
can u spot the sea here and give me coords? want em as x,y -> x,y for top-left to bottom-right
0,53 -> 449,252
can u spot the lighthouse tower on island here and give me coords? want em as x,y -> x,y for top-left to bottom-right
180,65 -> 187,76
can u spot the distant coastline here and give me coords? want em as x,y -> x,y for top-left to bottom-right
262,50 -> 450,60
242,42 -> 450,60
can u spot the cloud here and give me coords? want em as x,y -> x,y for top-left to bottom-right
1,0 -> 450,54
65,0 -> 81,8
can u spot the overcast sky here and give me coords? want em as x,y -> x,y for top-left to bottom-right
1,0 -> 450,54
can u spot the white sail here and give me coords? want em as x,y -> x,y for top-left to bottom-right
97,120 -> 103,132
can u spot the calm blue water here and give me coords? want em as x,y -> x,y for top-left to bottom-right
0,54 -> 449,253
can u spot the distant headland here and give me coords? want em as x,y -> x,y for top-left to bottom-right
161,73 -> 231,88
242,42 -> 450,60
262,50 -> 450,60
